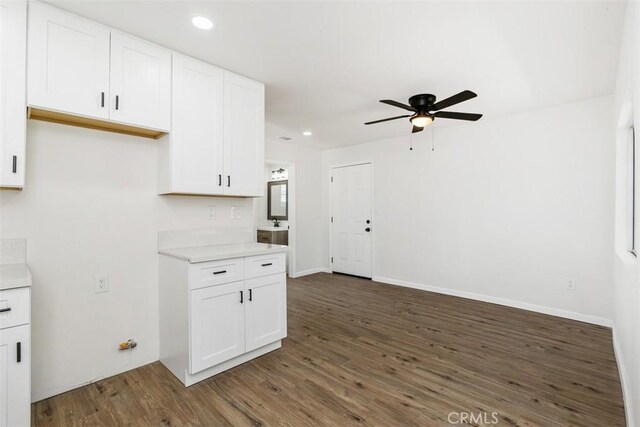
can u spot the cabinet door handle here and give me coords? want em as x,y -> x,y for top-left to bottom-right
261,263 -> 272,267
249,289 -> 252,301
16,342 -> 21,363
218,174 -> 222,186
213,270 -> 226,275
0,307 -> 11,313
101,92 -> 105,107
12,156 -> 17,174
240,290 -> 243,304
227,176 -> 231,187
115,95 -> 119,110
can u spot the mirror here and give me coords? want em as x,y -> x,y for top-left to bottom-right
268,180 -> 288,220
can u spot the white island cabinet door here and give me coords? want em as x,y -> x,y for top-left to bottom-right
0,325 -> 30,427
109,33 -> 171,131
169,55 -> 224,194
223,72 -> 264,197
245,274 -> 287,352
0,0 -> 26,188
27,2 -> 110,119
190,282 -> 245,374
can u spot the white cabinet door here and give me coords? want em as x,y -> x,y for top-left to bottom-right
169,54 -> 224,194
27,2 -> 110,119
0,0 -> 26,188
245,274 -> 287,352
190,282 -> 245,374
0,325 -> 30,427
109,33 -> 171,131
223,72 -> 264,197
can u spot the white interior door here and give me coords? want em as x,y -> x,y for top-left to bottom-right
331,163 -> 373,278
189,282 -> 245,374
245,274 -> 287,352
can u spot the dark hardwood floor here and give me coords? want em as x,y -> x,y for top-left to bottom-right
33,273 -> 625,426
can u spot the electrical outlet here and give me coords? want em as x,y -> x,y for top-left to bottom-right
208,206 -> 216,220
94,274 -> 109,293
231,207 -> 241,219
567,279 -> 576,291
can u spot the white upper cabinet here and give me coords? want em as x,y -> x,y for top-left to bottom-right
160,54 -> 224,195
0,0 -> 26,188
27,2 -> 110,119
159,60 -> 265,197
27,2 -> 170,134
109,33 -> 171,131
223,73 -> 265,197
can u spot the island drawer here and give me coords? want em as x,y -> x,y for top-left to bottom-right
191,258 -> 244,290
244,252 -> 286,279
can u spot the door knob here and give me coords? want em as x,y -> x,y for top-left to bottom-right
365,227 -> 371,232
366,220 -> 371,224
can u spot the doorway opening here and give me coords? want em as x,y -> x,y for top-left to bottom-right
256,160 -> 296,276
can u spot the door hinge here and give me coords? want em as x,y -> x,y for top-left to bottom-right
331,257 -> 333,263
331,176 -> 333,183
331,216 -> 333,223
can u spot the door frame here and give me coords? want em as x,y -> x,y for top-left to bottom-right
260,159 -> 296,276
329,160 -> 375,278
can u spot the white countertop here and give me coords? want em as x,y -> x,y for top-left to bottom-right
0,263 -> 32,291
257,226 -> 288,232
159,242 -> 288,264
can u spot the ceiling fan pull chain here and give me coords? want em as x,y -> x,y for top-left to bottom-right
410,132 -> 413,151
432,126 -> 435,152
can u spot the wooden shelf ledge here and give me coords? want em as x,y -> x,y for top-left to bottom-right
27,107 -> 168,140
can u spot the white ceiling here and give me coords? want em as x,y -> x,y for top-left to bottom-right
48,1 -> 625,149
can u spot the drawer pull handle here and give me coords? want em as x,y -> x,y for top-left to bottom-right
0,307 -> 11,313
261,263 -> 273,267
249,289 -> 252,301
240,290 -> 243,304
213,270 -> 227,275
16,342 -> 21,363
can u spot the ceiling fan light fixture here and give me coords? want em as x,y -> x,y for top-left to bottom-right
410,115 -> 433,128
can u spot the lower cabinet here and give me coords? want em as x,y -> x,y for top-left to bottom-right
0,288 -> 30,427
160,251 -> 287,386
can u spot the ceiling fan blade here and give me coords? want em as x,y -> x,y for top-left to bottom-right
380,99 -> 415,112
434,111 -> 483,121
432,90 -> 477,111
412,125 -> 423,133
364,114 -> 411,125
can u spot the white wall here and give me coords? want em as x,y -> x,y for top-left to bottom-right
612,2 -> 640,425
265,140 -> 325,275
322,96 -> 614,325
0,121 -> 254,401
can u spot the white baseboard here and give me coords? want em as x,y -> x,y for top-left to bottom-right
372,276 -> 613,327
290,267 -> 331,278
613,328 -> 634,427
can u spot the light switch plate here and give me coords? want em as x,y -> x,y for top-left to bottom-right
208,206 -> 216,220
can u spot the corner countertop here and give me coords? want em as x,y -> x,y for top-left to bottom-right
0,263 -> 32,291
159,242 -> 288,264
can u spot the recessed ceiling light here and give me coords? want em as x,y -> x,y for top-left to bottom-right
302,131 -> 312,136
192,16 -> 214,30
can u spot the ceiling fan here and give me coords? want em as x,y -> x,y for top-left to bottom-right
364,90 -> 483,133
